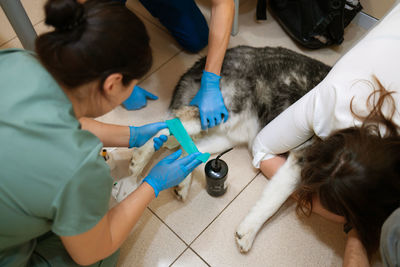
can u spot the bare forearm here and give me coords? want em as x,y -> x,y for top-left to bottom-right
343,229 -> 370,267
105,182 -> 155,252
80,117 -> 130,147
205,0 -> 234,75
259,156 -> 287,179
61,183 -> 155,265
260,156 -> 346,223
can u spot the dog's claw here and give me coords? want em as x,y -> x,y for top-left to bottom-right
235,231 -> 242,239
235,222 -> 257,253
173,188 -> 183,201
235,231 -> 249,253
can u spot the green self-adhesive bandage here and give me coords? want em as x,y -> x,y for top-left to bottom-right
166,118 -> 210,163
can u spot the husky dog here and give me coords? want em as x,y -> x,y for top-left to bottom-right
112,45 -> 330,252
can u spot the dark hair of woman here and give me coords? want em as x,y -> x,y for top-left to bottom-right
295,77 -> 400,256
36,0 -> 152,89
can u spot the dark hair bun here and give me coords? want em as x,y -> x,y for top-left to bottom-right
44,0 -> 84,31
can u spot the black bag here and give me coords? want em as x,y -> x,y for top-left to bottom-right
256,0 -> 362,49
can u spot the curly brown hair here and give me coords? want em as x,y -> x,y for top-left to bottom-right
295,77 -> 400,255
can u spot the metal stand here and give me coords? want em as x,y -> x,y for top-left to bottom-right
231,0 -> 239,36
0,0 -> 37,50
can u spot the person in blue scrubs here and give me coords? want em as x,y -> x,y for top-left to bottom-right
107,0 -> 235,131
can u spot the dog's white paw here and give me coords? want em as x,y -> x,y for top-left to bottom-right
173,182 -> 190,201
129,152 -> 147,178
235,220 -> 258,253
172,173 -> 192,201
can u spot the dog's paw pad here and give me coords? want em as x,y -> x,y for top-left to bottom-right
235,224 -> 257,253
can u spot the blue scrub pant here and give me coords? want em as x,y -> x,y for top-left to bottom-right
117,0 -> 209,52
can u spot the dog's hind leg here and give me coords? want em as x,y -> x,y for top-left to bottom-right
235,152 -> 301,253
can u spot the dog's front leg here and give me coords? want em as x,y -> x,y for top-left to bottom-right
129,128 -> 170,179
111,128 -> 170,202
235,153 -> 301,253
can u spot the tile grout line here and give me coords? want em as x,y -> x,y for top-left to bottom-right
146,206 -> 190,247
168,247 -> 189,267
146,207 -> 197,266
139,50 -> 183,83
187,247 -> 211,267
147,170 -> 260,266
0,36 -> 17,48
129,7 -> 171,36
0,18 -> 45,48
188,170 -> 261,248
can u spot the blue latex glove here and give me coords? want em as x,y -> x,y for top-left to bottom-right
153,135 -> 168,151
190,70 -> 229,129
123,85 -> 158,110
143,150 -> 202,197
129,122 -> 167,148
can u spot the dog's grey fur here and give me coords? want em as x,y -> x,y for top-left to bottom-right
113,45 -> 331,252
170,46 -> 330,126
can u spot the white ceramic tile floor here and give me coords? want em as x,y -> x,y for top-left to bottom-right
1,0 -> 383,266
191,174 -> 347,267
171,248 -> 208,267
0,0 -> 47,46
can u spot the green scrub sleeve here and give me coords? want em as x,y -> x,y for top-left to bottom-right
50,144 -> 113,237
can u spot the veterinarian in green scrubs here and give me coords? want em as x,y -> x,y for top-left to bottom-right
0,1 -> 202,266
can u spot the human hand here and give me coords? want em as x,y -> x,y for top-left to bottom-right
189,70 -> 229,129
129,122 -> 167,148
123,85 -> 158,110
143,150 -> 203,197
153,135 -> 168,151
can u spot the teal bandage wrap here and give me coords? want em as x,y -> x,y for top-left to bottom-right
165,118 -> 210,163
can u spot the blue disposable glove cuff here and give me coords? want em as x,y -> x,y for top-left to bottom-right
128,126 -> 138,148
200,70 -> 221,89
128,122 -> 168,149
190,70 -> 229,129
143,177 -> 160,197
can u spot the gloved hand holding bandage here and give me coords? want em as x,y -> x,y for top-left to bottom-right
129,122 -> 167,149
190,70 -> 229,129
143,150 -> 203,197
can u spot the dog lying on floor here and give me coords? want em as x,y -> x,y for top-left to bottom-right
112,45 -> 330,252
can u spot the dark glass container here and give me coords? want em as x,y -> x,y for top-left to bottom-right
204,148 -> 233,197
205,158 -> 228,197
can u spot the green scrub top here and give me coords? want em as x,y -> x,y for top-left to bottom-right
0,49 -> 113,266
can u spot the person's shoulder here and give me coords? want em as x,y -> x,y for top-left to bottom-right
0,48 -> 28,55
38,126 -> 110,188
0,48 -> 36,62
0,48 -> 50,83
